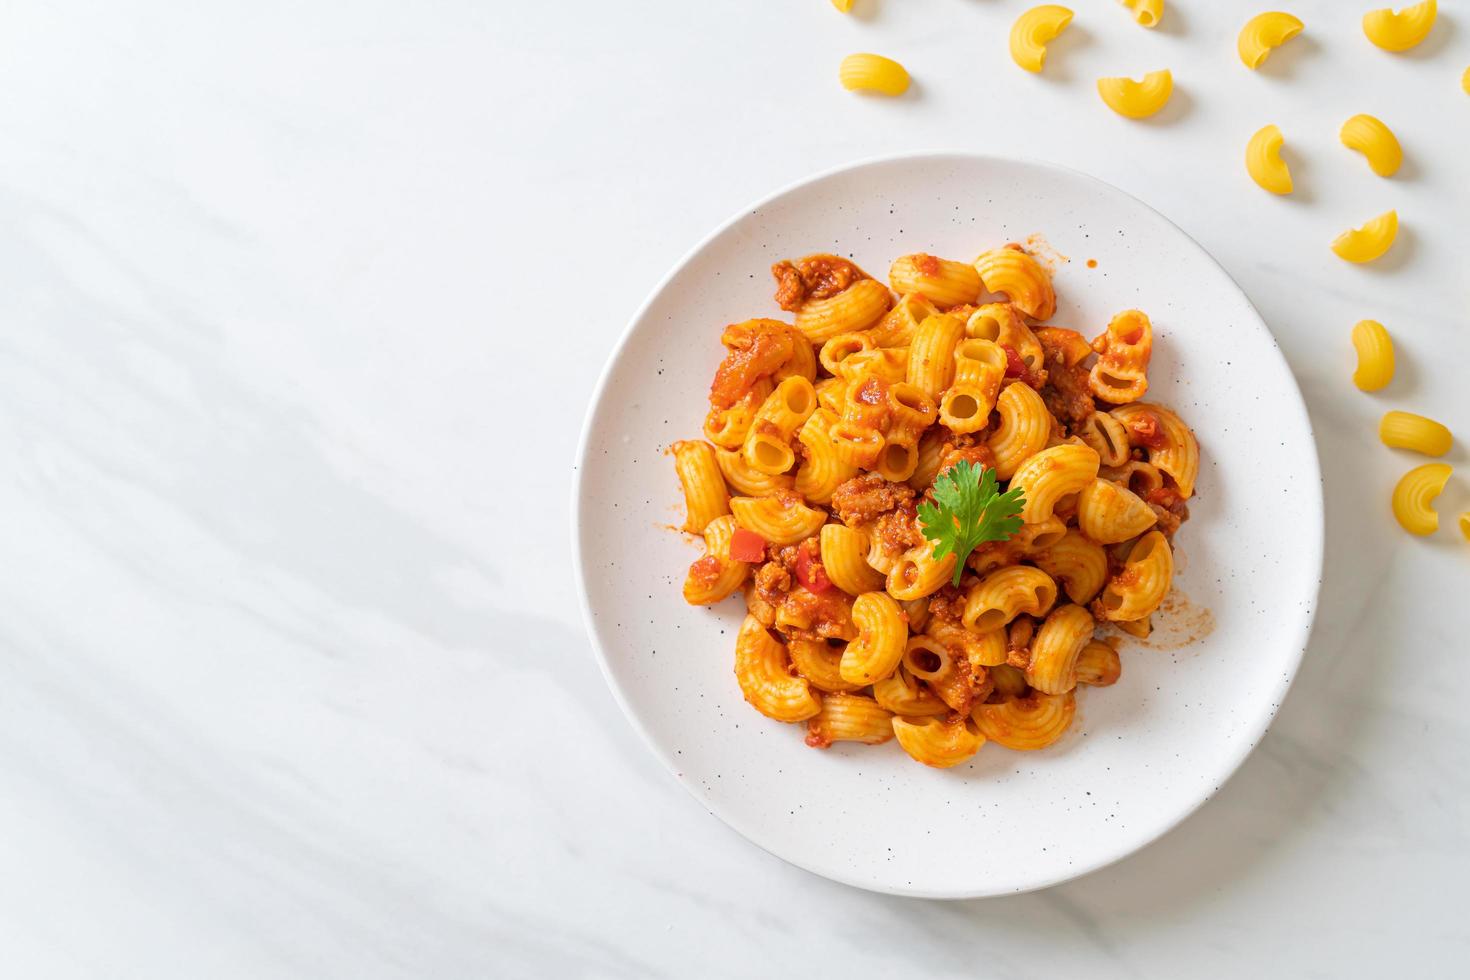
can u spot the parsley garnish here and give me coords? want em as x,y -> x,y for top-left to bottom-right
916,461 -> 1026,586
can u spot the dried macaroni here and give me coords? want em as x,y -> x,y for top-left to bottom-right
1379,411 -> 1452,457
1238,12 -> 1305,69
1391,463 -> 1452,535
1340,114 -> 1403,177
1362,0 -> 1437,52
839,53 -> 911,97
1351,320 -> 1395,391
1118,0 -> 1164,29
1246,124 -> 1293,195
1096,70 -> 1173,119
1331,210 -> 1398,264
1009,5 -> 1074,74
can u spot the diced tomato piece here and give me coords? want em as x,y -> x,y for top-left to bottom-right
1001,344 -> 1027,378
794,547 -> 832,593
1128,412 -> 1166,449
729,528 -> 767,563
687,555 -> 723,589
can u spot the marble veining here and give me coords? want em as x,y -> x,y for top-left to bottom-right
1,0 -> 1466,976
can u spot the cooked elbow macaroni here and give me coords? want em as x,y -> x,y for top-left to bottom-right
1097,531 -> 1174,621
1075,640 -> 1122,686
734,614 -> 821,722
973,248 -> 1057,319
907,313 -> 967,401
683,515 -> 750,606
1025,603 -> 1095,695
672,439 -> 730,533
893,714 -> 986,767
1362,0 -> 1437,52
795,408 -> 859,503
1238,12 -> 1305,69
1029,529 -> 1108,604
1089,309 -> 1153,402
1077,478 -> 1158,543
743,376 -> 817,474
673,242 -> 1200,768
890,253 -> 982,308
796,278 -> 893,342
1109,403 -> 1199,497
1009,444 -> 1100,525
940,338 -> 1007,434
1009,5 -> 1074,74
1246,124 -> 1294,195
806,694 -> 894,746
731,492 -> 827,545
974,691 -> 1075,750
988,381 -> 1052,479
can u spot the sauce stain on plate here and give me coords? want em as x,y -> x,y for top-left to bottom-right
1125,590 -> 1217,652
1022,232 -> 1070,271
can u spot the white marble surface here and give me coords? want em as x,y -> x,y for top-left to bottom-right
1,1 -> 1466,976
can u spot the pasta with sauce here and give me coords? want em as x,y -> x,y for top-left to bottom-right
673,244 -> 1201,768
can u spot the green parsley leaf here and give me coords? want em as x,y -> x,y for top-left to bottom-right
916,460 -> 1026,586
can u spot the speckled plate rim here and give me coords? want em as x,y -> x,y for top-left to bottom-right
571,151 -> 1324,899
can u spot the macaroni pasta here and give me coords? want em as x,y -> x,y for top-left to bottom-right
1380,411 -> 1452,457
672,439 -> 729,533
1237,12 -> 1305,69
890,253 -> 982,308
1331,209 -> 1398,264
674,243 -> 1201,768
1118,0 -> 1163,29
1391,463 -> 1451,535
1245,124 -> 1294,195
1340,114 -> 1402,177
806,694 -> 894,746
1351,319 -> 1395,391
973,248 -> 1056,320
1009,5 -> 1074,74
1096,69 -> 1173,119
839,53 -> 911,97
1362,0 -> 1436,52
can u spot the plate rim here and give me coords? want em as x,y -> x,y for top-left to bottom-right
571,150 -> 1325,899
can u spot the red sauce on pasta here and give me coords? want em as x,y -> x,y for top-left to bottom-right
687,555 -> 724,590
708,319 -> 793,409
770,254 -> 867,310
1126,411 -> 1167,449
670,244 -> 1203,769
855,377 -> 887,405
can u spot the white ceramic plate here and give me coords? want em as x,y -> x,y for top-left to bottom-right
574,153 -> 1322,898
